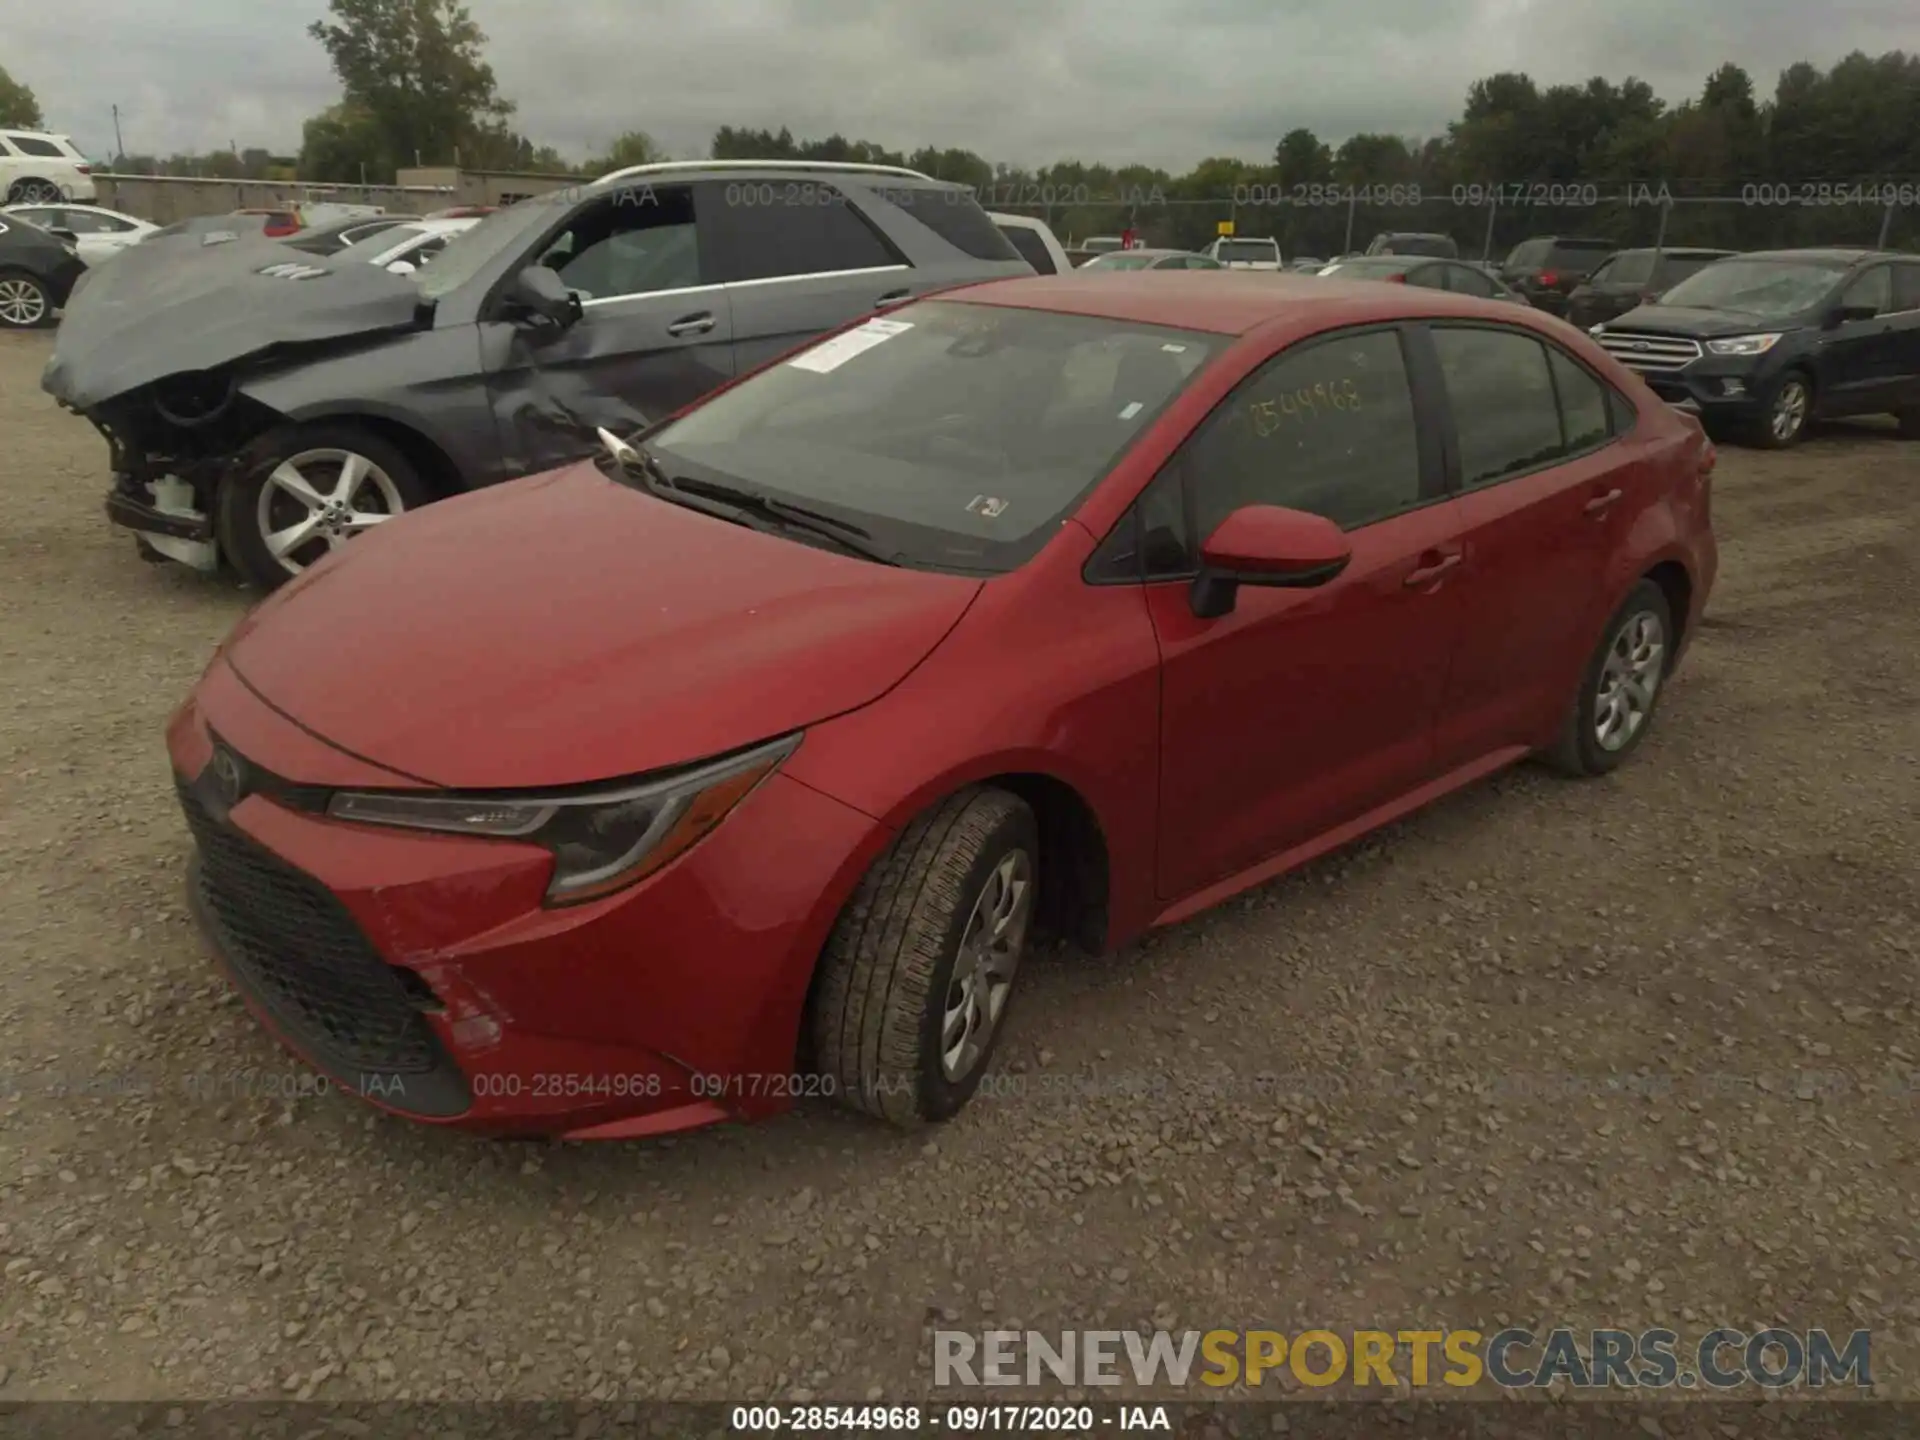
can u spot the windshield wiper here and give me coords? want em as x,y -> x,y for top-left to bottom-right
596,429 -> 900,565
664,475 -> 902,565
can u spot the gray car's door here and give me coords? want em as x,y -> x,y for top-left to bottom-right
705,180 -> 919,376
479,181 -> 736,475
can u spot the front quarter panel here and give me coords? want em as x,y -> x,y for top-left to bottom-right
236,322 -> 502,488
783,523 -> 1166,950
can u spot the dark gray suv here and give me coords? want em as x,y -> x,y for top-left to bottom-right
43,161 -> 1034,590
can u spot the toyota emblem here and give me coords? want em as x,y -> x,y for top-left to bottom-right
209,747 -> 246,804
1631,341 -> 1650,350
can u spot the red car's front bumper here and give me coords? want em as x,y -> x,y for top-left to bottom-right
167,663 -> 887,1138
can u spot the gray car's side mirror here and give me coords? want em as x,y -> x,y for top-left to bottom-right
506,265 -> 583,328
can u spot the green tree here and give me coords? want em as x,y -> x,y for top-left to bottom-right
298,101 -> 388,183
307,0 -> 514,174
0,65 -> 42,128
585,130 -> 665,175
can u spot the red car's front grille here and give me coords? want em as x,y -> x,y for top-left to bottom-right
177,777 -> 444,1078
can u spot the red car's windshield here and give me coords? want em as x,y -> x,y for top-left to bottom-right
644,300 -> 1221,574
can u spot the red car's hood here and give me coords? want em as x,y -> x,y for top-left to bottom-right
222,463 -> 983,789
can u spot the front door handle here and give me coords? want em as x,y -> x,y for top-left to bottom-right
875,290 -> 911,307
1403,552 -> 1462,588
666,312 -> 715,336
1584,487 -> 1624,515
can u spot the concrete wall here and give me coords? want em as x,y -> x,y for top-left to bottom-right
91,168 -> 578,225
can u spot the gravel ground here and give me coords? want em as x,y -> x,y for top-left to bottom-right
1,327 -> 1916,1406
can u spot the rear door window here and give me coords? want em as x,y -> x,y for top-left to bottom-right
997,223 -> 1056,274
1547,349 -> 1612,452
1431,326 -> 1566,487
711,183 -> 903,283
1892,263 -> 1920,314
884,188 -> 1022,261
10,135 -> 66,158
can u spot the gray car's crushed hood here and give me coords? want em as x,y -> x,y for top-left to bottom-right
41,228 -> 432,411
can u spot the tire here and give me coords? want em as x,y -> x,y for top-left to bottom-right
6,178 -> 65,205
217,423 -> 433,592
1749,369 -> 1812,449
812,787 -> 1039,1128
0,269 -> 53,329
1543,579 -> 1676,778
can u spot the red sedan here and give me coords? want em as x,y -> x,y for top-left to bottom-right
168,272 -> 1716,1139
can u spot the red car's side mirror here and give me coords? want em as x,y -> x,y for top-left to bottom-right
1191,505 -> 1353,618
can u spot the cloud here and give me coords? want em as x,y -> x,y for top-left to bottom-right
7,0 -> 1911,167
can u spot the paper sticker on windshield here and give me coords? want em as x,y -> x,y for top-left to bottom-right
1118,401 -> 1144,420
1160,343 -> 1187,354
202,230 -> 240,246
788,319 -> 914,374
967,495 -> 1008,518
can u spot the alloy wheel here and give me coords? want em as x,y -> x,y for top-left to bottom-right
1770,378 -> 1809,443
0,277 -> 48,327
939,849 -> 1034,1082
1594,610 -> 1666,752
255,448 -> 406,575
13,179 -> 65,204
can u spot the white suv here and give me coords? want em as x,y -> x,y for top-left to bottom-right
1,131 -> 98,205
1204,236 -> 1283,270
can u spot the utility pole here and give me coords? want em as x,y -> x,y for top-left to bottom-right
1481,195 -> 1498,262
111,105 -> 126,166
1878,200 -> 1895,250
1343,190 -> 1358,255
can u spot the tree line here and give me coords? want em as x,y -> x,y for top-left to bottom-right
6,0 -> 1919,254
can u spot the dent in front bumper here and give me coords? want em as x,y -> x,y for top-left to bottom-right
166,687 -> 886,1138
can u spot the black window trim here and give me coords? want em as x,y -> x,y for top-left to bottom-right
1085,320 -> 1447,586
1414,319 -> 1632,495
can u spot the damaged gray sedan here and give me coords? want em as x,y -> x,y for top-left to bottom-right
41,160 -> 1033,590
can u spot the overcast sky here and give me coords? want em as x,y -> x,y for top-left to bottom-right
9,0 -> 1912,168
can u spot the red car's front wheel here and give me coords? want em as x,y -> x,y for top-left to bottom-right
811,787 -> 1038,1127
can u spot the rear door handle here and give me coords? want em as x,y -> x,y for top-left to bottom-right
666,312 -> 715,336
1584,488 -> 1624,515
875,289 -> 911,307
1403,552 -> 1462,588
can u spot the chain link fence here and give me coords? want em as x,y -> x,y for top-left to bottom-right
981,182 -> 1920,260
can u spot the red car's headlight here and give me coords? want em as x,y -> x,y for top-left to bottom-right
326,733 -> 800,904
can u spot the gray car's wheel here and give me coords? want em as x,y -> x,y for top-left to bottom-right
6,178 -> 66,205
0,269 -> 53,329
812,787 -> 1038,1127
1751,370 -> 1812,449
1543,579 -> 1675,778
218,423 -> 432,591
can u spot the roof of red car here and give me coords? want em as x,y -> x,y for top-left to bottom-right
945,270 -> 1518,337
